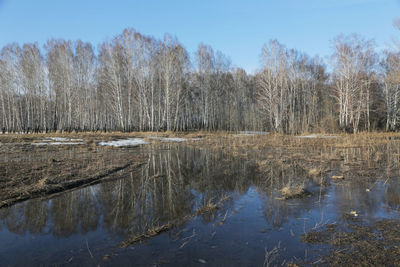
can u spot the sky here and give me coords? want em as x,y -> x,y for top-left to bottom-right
0,0 -> 399,73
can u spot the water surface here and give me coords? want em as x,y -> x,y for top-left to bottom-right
0,143 -> 399,266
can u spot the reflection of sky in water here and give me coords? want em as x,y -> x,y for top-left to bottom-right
0,144 -> 399,266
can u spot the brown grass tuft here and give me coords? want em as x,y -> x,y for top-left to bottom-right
195,203 -> 218,215
281,184 -> 309,199
308,168 -> 320,177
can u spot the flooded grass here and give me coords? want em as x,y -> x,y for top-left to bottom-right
1,132 -> 400,265
195,203 -> 219,215
0,143 -> 146,208
280,184 -> 310,199
120,223 -> 175,247
301,220 -> 400,266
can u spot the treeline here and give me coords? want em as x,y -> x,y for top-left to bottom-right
0,28 -> 399,133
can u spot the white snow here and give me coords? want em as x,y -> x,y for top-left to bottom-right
34,142 -> 83,146
234,131 -> 269,136
33,137 -> 84,145
44,137 -> 83,142
0,132 -> 25,135
98,138 -> 149,147
0,132 -> 51,135
149,137 -> 201,142
296,134 -> 340,139
162,137 -> 186,142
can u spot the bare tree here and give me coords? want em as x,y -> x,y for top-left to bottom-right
0,28 -> 392,134
331,34 -> 376,133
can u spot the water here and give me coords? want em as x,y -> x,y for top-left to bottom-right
0,143 -> 399,266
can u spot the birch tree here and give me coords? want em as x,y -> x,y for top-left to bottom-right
331,35 -> 376,133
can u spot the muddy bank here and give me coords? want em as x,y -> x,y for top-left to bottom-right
0,143 -> 146,208
0,132 -> 209,209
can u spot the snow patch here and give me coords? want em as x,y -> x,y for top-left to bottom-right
0,132 -> 26,135
235,131 -> 269,136
296,134 -> 340,139
98,138 -> 149,147
162,137 -> 186,142
34,142 -> 83,146
149,137 -> 201,142
33,137 -> 84,145
44,137 -> 83,142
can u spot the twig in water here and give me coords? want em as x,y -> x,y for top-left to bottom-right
179,240 -> 190,249
221,209 -> 229,222
383,177 -> 390,185
182,229 -> 196,241
86,238 -> 94,259
179,229 -> 196,249
211,231 -> 216,239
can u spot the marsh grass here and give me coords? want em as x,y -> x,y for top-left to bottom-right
2,132 -> 399,198
120,223 -> 174,247
301,219 -> 400,266
264,242 -> 281,267
308,168 -> 320,177
2,131 -> 400,267
195,203 -> 219,215
0,142 -> 146,208
119,193 -> 233,247
195,194 -> 232,215
281,184 -> 310,199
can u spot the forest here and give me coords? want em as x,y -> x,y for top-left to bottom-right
0,28 -> 399,134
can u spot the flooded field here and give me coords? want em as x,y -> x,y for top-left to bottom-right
0,133 -> 400,266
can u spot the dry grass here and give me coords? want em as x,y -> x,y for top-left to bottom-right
195,203 -> 219,215
308,168 -> 320,177
264,242 -> 281,267
301,219 -> 400,266
120,194 -> 233,247
1,131 -> 399,207
0,142 -> 146,208
120,223 -> 174,247
281,184 -> 309,199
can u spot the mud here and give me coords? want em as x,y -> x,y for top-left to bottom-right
0,140 -> 146,208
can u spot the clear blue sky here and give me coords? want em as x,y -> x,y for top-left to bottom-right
0,0 -> 399,73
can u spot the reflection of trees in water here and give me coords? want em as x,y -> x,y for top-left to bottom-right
331,178 -> 400,222
0,200 -> 48,235
97,145 -> 198,237
0,144 -> 254,237
325,179 -> 400,225
328,143 -> 400,221
255,140 -> 400,227
50,186 -> 100,237
339,142 -> 400,176
255,156 -> 320,227
1,142 -> 400,237
261,193 -> 320,227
